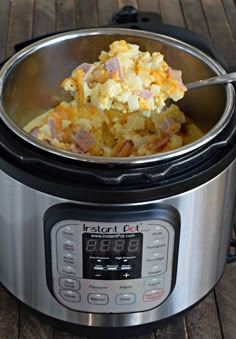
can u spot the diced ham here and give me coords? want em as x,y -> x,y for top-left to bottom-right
72,129 -> 96,152
155,136 -> 169,150
170,123 -> 181,135
160,118 -> 181,136
56,131 -> 64,142
70,144 -> 81,153
48,118 -> 57,138
169,68 -> 187,91
137,89 -> 153,99
131,89 -> 153,100
44,139 -> 51,145
73,63 -> 91,74
169,69 -> 182,82
104,57 -> 124,79
29,127 -> 39,137
113,140 -> 134,157
160,118 -> 173,134
73,63 -> 95,81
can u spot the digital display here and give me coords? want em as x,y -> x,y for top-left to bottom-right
82,233 -> 143,280
85,238 -> 140,253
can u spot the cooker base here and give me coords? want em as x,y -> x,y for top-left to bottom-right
0,276 -> 222,338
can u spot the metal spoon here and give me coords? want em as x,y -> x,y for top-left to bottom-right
186,72 -> 236,90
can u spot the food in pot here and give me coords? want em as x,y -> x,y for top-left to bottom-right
61,40 -> 187,113
24,40 -> 204,157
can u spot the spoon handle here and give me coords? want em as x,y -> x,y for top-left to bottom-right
186,72 -> 236,90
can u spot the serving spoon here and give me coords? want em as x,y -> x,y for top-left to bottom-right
186,72 -> 236,90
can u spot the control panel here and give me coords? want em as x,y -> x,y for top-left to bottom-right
44,204 -> 179,313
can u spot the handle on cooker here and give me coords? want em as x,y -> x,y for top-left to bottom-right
227,239 -> 236,264
147,121 -> 236,182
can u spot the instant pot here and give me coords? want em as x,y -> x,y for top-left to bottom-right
0,28 -> 236,337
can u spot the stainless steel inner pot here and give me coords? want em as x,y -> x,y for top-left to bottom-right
0,28 -> 234,165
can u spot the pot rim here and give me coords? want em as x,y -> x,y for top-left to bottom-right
0,28 -> 235,165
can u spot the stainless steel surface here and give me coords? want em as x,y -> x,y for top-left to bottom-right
186,72 -> 236,90
0,160 -> 235,327
0,28 -> 235,165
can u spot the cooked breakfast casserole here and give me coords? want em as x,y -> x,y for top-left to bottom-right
24,40 -> 204,157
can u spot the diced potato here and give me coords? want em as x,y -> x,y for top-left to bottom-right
168,135 -> 183,150
183,123 -> 204,145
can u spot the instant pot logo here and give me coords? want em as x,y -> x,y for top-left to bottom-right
83,223 -> 140,233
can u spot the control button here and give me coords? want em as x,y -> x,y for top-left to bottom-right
115,293 -> 136,305
147,252 -> 166,263
60,225 -> 78,239
107,265 -> 119,271
151,226 -> 168,239
147,241 -> 168,251
61,253 -> 77,266
59,265 -> 78,277
114,281 -> 136,293
153,239 -> 166,245
59,278 -> 80,291
123,272 -> 130,278
88,282 -> 109,292
143,252 -> 167,277
62,240 -> 77,252
145,253 -> 167,275
120,265 -> 131,270
146,263 -> 166,276
143,288 -> 165,302
88,293 -> 108,305
60,290 -> 81,302
144,277 -> 165,290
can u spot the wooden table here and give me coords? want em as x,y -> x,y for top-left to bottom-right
0,1 -> 236,338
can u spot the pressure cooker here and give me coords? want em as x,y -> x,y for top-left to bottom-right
0,28 -> 236,337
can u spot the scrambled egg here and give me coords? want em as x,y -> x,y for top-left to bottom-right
24,40 -> 203,157
62,40 -> 187,114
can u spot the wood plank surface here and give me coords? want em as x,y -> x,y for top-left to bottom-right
159,0 -> 186,28
0,0 -> 11,61
118,0 -> 138,9
53,329 -> 87,339
0,1 -> 236,339
180,0 -> 211,43
201,0 -> 236,69
215,263 -> 236,339
75,0 -> 99,28
0,287 -> 19,339
19,306 -> 54,339
137,0 -> 160,12
222,0 -> 236,42
6,0 -> 35,56
185,291 -> 222,338
122,332 -> 155,339
155,315 -> 188,338
33,0 -> 56,37
56,0 -> 76,31
97,0 -> 119,26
